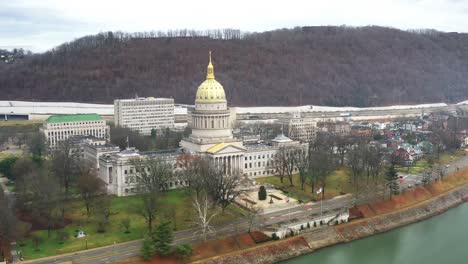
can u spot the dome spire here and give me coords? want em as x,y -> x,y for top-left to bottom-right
206,50 -> 215,80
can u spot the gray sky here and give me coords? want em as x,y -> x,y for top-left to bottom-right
2,0 -> 468,52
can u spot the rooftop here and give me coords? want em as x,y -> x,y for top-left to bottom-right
46,114 -> 103,123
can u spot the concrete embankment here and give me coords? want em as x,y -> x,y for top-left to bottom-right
196,185 -> 468,264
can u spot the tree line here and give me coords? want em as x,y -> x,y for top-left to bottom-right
2,26 -> 468,106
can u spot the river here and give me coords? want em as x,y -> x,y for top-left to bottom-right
282,203 -> 468,264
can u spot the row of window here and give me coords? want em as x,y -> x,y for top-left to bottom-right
123,180 -> 188,193
245,160 -> 274,169
48,121 -> 103,126
245,153 -> 276,161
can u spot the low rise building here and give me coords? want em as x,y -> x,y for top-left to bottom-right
84,143 -> 121,169
279,112 -> 319,142
98,148 -> 185,196
41,114 -> 109,148
114,97 -> 175,135
319,121 -> 351,136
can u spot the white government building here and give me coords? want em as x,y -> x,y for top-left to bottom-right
41,114 -> 110,148
98,53 -> 307,196
114,97 -> 175,135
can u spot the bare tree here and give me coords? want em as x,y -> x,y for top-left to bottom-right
273,146 -> 297,186
333,135 -> 354,166
77,162 -> 106,217
177,154 -> 209,197
17,162 -> 63,238
132,157 -> 172,233
0,189 -> 18,260
27,132 -> 46,158
347,144 -> 366,194
294,149 -> 309,191
192,191 -> 219,241
51,140 -> 80,218
207,168 -> 243,213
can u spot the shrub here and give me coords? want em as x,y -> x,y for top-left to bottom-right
300,225 -> 304,230
313,222 -> 317,227
289,230 -> 294,237
307,222 -> 310,228
174,244 -> 193,259
271,233 -> 279,240
258,186 -> 267,200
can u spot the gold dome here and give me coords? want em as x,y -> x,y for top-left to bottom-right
195,51 -> 227,104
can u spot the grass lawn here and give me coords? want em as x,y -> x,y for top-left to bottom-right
18,189 -> 247,260
256,168 -> 353,202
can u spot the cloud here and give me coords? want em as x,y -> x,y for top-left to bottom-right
2,0 -> 468,52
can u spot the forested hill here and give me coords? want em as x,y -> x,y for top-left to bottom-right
1,26 -> 468,107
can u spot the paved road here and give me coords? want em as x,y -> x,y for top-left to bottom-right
23,153 -> 468,264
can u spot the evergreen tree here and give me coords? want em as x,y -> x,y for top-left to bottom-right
385,165 -> 400,197
153,222 -> 173,256
258,185 -> 267,200
141,235 -> 155,260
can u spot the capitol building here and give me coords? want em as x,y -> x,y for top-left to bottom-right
98,53 -> 307,196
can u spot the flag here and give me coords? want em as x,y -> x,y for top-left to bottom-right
316,187 -> 322,194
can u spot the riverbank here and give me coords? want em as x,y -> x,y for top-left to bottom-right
195,169 -> 468,264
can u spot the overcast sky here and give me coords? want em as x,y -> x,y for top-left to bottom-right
2,0 -> 468,52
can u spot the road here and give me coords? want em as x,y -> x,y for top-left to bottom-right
22,153 -> 468,264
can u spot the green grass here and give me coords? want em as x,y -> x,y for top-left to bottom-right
256,168 -> 353,202
19,189 -> 247,260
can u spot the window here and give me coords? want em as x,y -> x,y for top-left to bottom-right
124,170 -> 128,174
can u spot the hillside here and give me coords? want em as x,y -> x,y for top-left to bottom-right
1,26 -> 468,107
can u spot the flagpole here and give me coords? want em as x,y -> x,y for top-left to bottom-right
320,193 -> 323,217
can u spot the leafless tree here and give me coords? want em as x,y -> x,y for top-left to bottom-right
294,149 -> 310,191
0,189 -> 18,260
347,144 -> 367,194
177,154 -> 209,197
77,162 -> 106,217
207,169 -> 243,213
273,146 -> 298,186
192,191 -> 219,241
132,157 -> 172,233
17,162 -> 63,238
51,140 -> 80,218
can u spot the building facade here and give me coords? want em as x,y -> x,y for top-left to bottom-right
279,112 -> 319,142
114,97 -> 175,135
41,114 -> 109,148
